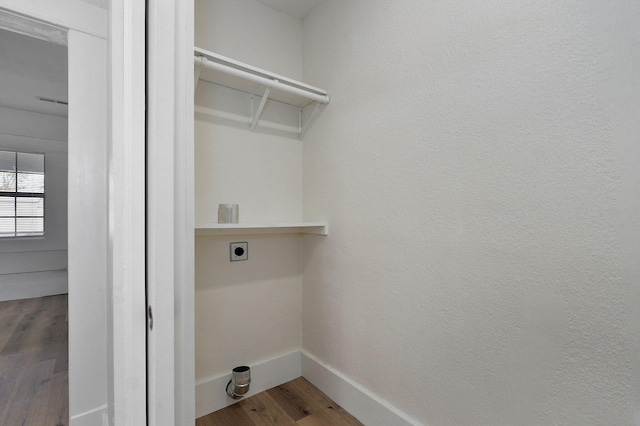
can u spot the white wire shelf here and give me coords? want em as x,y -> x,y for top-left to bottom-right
194,46 -> 329,140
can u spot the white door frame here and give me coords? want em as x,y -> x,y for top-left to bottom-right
147,0 -> 195,425
107,1 -> 147,425
0,1 -> 148,424
0,0 -> 194,423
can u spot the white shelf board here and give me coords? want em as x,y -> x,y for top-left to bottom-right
195,222 -> 328,236
194,46 -> 328,107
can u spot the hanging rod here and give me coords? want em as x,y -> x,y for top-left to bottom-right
193,55 -> 330,105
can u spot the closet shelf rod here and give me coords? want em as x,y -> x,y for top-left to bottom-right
194,56 -> 330,105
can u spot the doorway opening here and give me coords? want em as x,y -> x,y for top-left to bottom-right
0,27 -> 69,423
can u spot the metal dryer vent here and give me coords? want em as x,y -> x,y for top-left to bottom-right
226,366 -> 251,399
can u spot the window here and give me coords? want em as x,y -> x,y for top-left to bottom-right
0,150 -> 45,238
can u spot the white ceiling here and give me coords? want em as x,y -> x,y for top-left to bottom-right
0,28 -> 68,117
256,0 -> 322,18
80,0 -> 108,9
0,1 -> 317,120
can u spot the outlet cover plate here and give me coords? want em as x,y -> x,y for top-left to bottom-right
230,242 -> 248,261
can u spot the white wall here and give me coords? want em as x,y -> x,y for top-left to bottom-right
0,106 -> 68,301
195,234 -> 302,375
195,84 -> 303,224
302,1 -> 640,425
195,0 -> 302,79
194,0 -> 304,395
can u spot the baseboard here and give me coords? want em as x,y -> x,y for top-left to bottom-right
69,403 -> 108,426
0,270 -> 67,301
196,349 -> 423,425
301,350 -> 423,426
195,350 -> 302,418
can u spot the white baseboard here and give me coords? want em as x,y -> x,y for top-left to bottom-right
70,403 -> 108,426
301,350 -> 423,426
0,270 -> 67,301
196,350 -> 302,418
196,349 -> 422,425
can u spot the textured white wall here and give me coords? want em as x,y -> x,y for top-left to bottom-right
0,107 -> 68,300
195,235 -> 302,380
194,0 -> 304,383
302,1 -> 640,424
195,0 -> 302,79
195,83 -> 302,224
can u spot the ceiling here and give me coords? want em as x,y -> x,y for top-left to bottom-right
80,0 -> 108,9
0,28 -> 68,117
256,0 -> 322,18
0,1 -> 317,119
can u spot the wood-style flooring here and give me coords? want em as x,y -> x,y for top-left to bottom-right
0,295 -> 361,426
0,294 -> 68,426
196,377 -> 364,426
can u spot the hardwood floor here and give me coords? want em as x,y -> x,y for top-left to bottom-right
0,294 -> 68,426
196,377 -> 364,426
0,295 -> 361,426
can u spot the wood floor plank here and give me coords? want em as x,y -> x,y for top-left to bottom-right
195,416 -> 214,426
23,363 -> 60,426
277,378 -> 342,425
0,358 -> 55,426
0,299 -> 34,355
48,371 -> 69,426
0,295 -> 68,426
289,378 -> 364,426
296,413 -> 342,426
2,301 -> 50,355
25,371 -> 68,426
197,377 -> 363,426
0,353 -> 25,413
0,311 -> 25,353
240,391 -> 297,426
197,401 -> 254,426
266,383 -> 313,421
52,339 -> 69,374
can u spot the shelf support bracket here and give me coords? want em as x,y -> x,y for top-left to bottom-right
194,56 -> 207,94
298,102 -> 322,141
249,79 -> 278,130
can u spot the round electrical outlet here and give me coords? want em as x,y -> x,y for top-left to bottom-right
230,242 -> 248,261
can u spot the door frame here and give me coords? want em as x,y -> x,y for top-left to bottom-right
108,1 -> 147,424
0,0 -> 194,423
146,0 -> 195,424
0,1 -> 148,424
